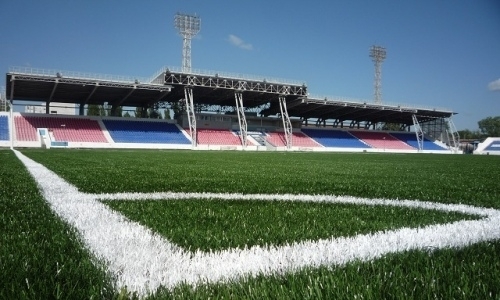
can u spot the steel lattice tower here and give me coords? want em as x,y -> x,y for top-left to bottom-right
369,45 -> 386,104
174,13 -> 200,73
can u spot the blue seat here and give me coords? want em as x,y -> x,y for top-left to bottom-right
0,116 -> 9,141
390,132 -> 447,150
103,120 -> 190,144
301,128 -> 370,148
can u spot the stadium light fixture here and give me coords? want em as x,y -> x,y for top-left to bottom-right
174,13 -> 201,73
369,45 -> 386,105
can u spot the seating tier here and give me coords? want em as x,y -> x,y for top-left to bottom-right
301,128 -> 370,148
0,116 -> 9,141
103,120 -> 190,144
349,131 -> 415,150
15,116 -> 107,142
265,131 -> 321,147
196,129 -> 243,145
390,132 -> 448,150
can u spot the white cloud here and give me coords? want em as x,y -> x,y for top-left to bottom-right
228,34 -> 253,50
488,78 -> 500,91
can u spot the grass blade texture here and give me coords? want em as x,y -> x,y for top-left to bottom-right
0,149 -> 115,299
15,149 -> 500,299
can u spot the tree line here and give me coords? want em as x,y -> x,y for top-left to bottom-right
458,116 -> 500,140
86,104 -> 172,119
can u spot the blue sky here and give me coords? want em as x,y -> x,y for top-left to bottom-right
1,0 -> 499,130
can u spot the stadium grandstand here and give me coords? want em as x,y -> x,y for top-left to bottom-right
3,66 -> 460,153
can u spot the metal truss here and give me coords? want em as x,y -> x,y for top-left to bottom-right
279,96 -> 293,149
412,114 -> 424,151
349,120 -> 360,129
184,87 -> 197,147
234,92 -> 248,148
446,118 -> 460,152
164,73 -> 307,97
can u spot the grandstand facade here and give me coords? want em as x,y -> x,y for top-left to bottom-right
3,66 -> 462,153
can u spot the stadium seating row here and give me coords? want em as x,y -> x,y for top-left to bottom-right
5,114 -> 448,151
195,129 -> 243,145
265,131 -> 321,148
0,115 -> 9,141
14,116 -> 107,142
104,120 -> 190,144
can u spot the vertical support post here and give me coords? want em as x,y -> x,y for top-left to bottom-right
79,104 -> 85,116
45,101 -> 50,114
182,37 -> 192,73
141,106 -> 148,118
234,91 -> 248,148
369,45 -> 386,105
446,118 -> 460,153
412,114 -> 424,151
184,86 -> 197,148
279,95 -> 292,149
175,13 -> 200,74
9,78 -> 15,149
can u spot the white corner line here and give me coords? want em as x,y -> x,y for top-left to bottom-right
14,150 -> 500,297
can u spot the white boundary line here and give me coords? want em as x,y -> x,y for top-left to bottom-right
15,150 -> 500,297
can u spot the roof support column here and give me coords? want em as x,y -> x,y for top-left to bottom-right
234,91 -> 248,148
141,106 -> 148,118
9,77 -> 15,149
111,87 -> 136,116
279,95 -> 292,149
46,78 -> 59,114
446,117 -> 460,153
81,83 -> 99,116
412,114 -> 424,151
184,86 -> 197,148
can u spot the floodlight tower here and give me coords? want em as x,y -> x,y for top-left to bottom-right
174,13 -> 200,73
369,45 -> 386,104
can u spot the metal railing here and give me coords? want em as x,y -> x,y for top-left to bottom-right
9,66 -> 156,85
9,66 -> 306,87
159,66 -> 306,86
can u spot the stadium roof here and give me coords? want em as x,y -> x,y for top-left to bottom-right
261,97 -> 455,125
6,67 -> 172,108
6,66 -> 455,125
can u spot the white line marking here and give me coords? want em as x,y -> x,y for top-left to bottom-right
15,150 -> 500,297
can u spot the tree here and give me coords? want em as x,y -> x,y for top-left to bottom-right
148,108 -> 162,119
87,104 -> 101,116
135,107 -> 143,118
478,116 -> 500,137
171,101 -> 185,119
163,109 -> 171,120
99,105 -> 107,117
109,106 -> 123,117
123,111 -> 131,118
381,122 -> 402,131
457,129 -> 482,140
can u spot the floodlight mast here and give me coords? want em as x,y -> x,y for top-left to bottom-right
174,13 -> 201,73
369,45 -> 386,104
